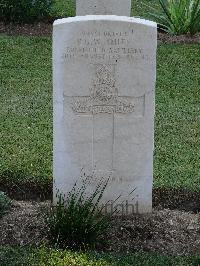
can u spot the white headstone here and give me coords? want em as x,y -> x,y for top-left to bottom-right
76,0 -> 131,16
53,16 -> 157,214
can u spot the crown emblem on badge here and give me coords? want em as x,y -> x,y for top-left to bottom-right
90,64 -> 118,104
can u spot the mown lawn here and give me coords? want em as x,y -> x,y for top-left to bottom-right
0,246 -> 200,266
0,36 -> 52,187
0,36 -> 199,191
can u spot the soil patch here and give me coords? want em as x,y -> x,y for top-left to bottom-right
0,22 -> 52,37
0,201 -> 49,247
0,21 -> 200,44
108,209 -> 200,256
0,201 -> 199,256
158,32 -> 200,44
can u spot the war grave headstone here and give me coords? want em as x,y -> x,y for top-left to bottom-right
53,1 -> 157,214
76,0 -> 131,16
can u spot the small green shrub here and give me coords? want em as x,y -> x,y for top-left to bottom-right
149,0 -> 200,35
47,178 -> 110,249
0,191 -> 12,217
0,0 -> 54,23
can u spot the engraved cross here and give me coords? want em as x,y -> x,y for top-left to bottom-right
64,64 -> 145,175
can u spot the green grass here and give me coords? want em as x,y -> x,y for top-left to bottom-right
155,44 -> 200,189
131,0 -> 160,18
0,246 -> 200,266
0,36 -> 199,191
0,37 -> 52,185
51,0 -> 76,18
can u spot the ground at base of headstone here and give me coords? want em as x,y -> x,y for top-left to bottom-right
0,200 -> 199,256
0,21 -> 200,44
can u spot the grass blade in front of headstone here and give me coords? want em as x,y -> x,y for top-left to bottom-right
47,177 -> 110,250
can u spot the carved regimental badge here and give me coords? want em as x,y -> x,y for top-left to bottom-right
72,64 -> 135,114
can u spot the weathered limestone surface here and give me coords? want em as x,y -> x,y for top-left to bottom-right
53,16 -> 157,214
76,0 -> 131,16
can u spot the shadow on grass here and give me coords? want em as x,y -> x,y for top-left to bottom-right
0,170 -> 52,201
0,171 -> 199,213
154,188 -> 200,214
